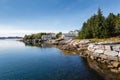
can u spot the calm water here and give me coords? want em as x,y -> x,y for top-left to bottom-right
0,39 -> 104,80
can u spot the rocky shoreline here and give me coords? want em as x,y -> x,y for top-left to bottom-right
54,39 -> 120,73
23,38 -> 120,73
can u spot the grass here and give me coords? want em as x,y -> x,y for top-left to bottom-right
90,37 -> 120,43
74,37 -> 120,43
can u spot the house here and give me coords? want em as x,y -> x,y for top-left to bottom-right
41,35 -> 52,41
63,33 -> 75,41
41,33 -> 55,41
69,30 -> 79,36
63,30 -> 79,41
50,33 -> 56,38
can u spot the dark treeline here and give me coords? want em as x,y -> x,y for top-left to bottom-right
78,8 -> 120,39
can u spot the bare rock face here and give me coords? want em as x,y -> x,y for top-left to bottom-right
88,44 -> 95,52
90,55 -> 94,60
110,69 -> 120,73
61,39 -> 91,51
94,49 -> 104,54
104,51 -> 118,57
99,54 -> 108,60
118,52 -> 120,57
93,53 -> 100,59
112,61 -> 120,68
87,43 -> 120,73
107,56 -> 119,61
104,45 -> 113,51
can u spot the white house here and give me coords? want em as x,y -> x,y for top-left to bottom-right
41,33 -> 55,41
69,30 -> 79,36
63,30 -> 79,41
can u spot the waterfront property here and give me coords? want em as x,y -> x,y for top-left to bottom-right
62,31 -> 78,41
41,33 -> 55,41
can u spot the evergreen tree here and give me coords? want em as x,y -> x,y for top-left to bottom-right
105,13 -> 116,37
95,8 -> 105,38
115,14 -> 120,35
78,8 -> 120,39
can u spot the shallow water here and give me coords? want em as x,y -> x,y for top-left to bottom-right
0,39 -> 104,80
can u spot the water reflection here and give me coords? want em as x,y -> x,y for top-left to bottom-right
23,42 -> 105,80
60,49 -> 120,80
86,58 -> 120,80
0,40 -> 105,80
25,43 -> 53,48
22,42 -> 120,80
24,42 -> 120,80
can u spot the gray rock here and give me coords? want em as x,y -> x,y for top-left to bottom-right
118,52 -> 120,57
104,45 -> 113,51
100,54 -> 108,60
88,44 -> 95,52
94,49 -> 104,54
93,52 -> 100,58
104,50 -> 118,57
107,56 -> 119,61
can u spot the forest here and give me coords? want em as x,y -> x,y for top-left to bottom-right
79,8 -> 120,39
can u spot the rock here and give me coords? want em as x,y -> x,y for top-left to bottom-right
88,44 -> 95,52
99,45 -> 105,50
118,67 -> 120,71
88,44 -> 94,48
93,52 -> 100,58
107,56 -> 119,61
72,42 -> 78,47
101,60 -> 106,63
104,45 -> 113,51
112,61 -> 120,68
100,54 -> 108,60
88,48 -> 95,52
94,49 -> 104,54
94,46 -> 100,50
77,48 -> 82,51
118,52 -> 120,57
90,55 -> 94,60
104,50 -> 118,57
97,58 -> 101,62
65,39 -> 72,44
107,65 -> 113,68
79,40 -> 91,45
111,69 -> 120,73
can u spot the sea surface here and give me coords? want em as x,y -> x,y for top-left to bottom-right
0,39 -> 105,80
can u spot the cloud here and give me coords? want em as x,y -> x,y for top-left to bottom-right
0,28 -> 68,37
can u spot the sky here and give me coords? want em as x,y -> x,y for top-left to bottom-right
0,0 -> 120,37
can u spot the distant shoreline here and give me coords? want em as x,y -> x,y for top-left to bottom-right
0,37 -> 23,39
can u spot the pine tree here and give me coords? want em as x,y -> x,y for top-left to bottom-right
78,8 -> 119,39
115,14 -> 120,35
106,13 -> 116,37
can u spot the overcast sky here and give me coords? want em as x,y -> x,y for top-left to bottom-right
0,0 -> 120,37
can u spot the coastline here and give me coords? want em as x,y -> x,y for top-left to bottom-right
22,38 -> 120,74
57,39 -> 120,74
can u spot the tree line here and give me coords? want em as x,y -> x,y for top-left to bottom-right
24,32 -> 62,40
78,8 -> 120,39
24,33 -> 49,39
